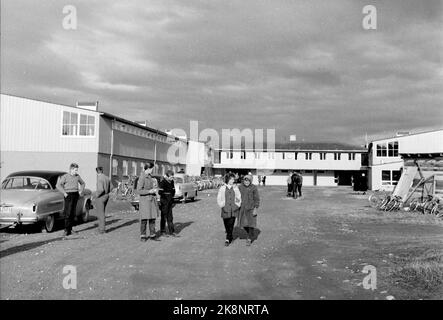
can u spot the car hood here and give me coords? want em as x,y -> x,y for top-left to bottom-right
0,190 -> 50,206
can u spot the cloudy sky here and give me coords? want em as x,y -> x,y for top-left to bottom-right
1,0 -> 442,145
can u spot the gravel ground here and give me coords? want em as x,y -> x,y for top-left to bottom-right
1,186 -> 442,300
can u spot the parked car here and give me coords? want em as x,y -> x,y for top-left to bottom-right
173,175 -> 198,201
0,171 -> 93,232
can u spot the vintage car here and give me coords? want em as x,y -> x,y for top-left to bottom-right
173,175 -> 198,201
0,171 -> 93,232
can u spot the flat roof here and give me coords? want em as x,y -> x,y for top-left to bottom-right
370,128 -> 443,143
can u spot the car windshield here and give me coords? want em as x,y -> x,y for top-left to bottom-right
1,177 -> 52,190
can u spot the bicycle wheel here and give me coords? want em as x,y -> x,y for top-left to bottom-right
384,199 -> 396,212
423,202 -> 434,214
409,198 -> 420,211
430,204 -> 439,216
369,194 -> 382,208
378,197 -> 390,211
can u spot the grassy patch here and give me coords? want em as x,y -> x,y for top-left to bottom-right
390,249 -> 443,294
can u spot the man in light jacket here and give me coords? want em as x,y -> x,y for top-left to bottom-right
217,173 -> 241,246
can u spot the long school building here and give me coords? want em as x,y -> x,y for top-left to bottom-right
0,94 -> 195,189
212,143 -> 368,186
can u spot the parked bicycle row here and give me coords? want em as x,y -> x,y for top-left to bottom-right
111,174 -> 225,201
369,191 -> 442,217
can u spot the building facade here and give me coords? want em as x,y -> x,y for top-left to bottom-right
213,143 -> 368,186
0,94 -> 202,189
368,129 -> 443,191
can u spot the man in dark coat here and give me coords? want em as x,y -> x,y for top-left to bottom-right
291,172 -> 303,199
159,170 -> 176,237
137,163 -> 160,241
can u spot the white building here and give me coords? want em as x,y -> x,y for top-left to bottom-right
213,142 -> 368,186
0,94 -> 208,189
368,129 -> 443,190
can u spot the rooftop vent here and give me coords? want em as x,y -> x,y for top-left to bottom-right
396,131 -> 410,137
135,121 -> 148,127
76,101 -> 98,111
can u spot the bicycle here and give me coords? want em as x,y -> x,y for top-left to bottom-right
383,195 -> 403,212
368,190 -> 390,209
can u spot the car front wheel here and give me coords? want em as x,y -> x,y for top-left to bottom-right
42,214 -> 56,233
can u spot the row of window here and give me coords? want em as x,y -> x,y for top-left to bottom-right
62,111 -> 96,136
112,121 -> 179,144
376,141 -> 399,157
111,159 -> 181,177
226,152 -> 357,161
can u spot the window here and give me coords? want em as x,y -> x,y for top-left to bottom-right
348,153 -> 356,160
305,153 -> 312,160
381,170 -> 401,185
62,111 -> 95,136
304,170 -> 313,173
79,114 -> 95,136
317,170 -> 325,174
334,153 -> 341,160
376,143 -> 387,157
388,141 -> 399,157
131,162 -> 137,176
319,153 -> 326,160
122,160 -> 128,176
112,159 -> 118,175
382,170 -> 391,184
11,178 -> 24,189
62,111 -> 78,136
392,170 -> 401,185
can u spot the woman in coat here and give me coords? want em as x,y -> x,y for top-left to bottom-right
238,174 -> 260,246
217,173 -> 241,246
137,162 -> 160,241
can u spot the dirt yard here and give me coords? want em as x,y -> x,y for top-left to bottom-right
1,186 -> 442,300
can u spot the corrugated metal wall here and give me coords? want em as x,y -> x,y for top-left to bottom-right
1,94 -> 99,153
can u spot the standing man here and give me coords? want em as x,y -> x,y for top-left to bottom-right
293,172 -> 303,199
137,162 -> 160,241
262,175 -> 266,186
287,171 -> 293,197
94,167 -> 111,234
258,175 -> 262,186
56,163 -> 85,237
159,170 -> 176,237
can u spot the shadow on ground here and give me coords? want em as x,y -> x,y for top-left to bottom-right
0,237 -> 66,259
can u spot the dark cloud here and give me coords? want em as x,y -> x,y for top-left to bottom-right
1,0 -> 442,145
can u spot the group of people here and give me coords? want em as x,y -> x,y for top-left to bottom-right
257,175 -> 267,186
55,163 -> 262,247
56,162 -> 177,241
136,162 -> 177,241
217,173 -> 260,246
56,163 -> 112,237
287,171 -> 303,199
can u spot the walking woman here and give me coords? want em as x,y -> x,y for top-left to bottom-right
217,173 -> 241,246
238,174 -> 260,246
137,162 -> 160,241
